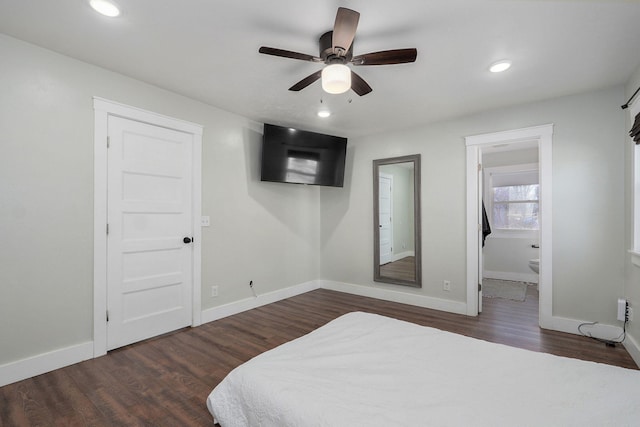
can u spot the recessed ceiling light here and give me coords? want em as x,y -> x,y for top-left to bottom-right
317,110 -> 331,118
489,60 -> 511,73
89,0 -> 121,17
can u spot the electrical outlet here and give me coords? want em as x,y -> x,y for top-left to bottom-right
211,285 -> 219,298
443,280 -> 451,291
201,216 -> 211,227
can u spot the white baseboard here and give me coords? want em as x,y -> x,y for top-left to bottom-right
484,270 -> 538,284
546,315 -> 626,341
201,280 -> 321,325
1,282 -> 320,388
536,315 -> 638,367
8,280 -> 635,388
623,332 -> 640,368
339,282 -> 637,357
0,341 -> 94,387
318,280 -> 468,315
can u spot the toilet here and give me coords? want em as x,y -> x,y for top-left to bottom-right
529,258 -> 540,274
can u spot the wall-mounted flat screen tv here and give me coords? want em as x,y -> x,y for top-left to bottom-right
261,123 -> 347,187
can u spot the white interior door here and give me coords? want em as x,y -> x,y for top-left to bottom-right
107,116 -> 193,351
379,173 -> 393,265
477,157 -> 484,313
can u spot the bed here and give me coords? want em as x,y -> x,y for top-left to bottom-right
207,311 -> 640,426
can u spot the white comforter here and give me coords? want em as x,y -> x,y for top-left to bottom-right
207,311 -> 640,427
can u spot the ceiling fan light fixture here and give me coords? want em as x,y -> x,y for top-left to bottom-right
322,64 -> 351,94
317,110 -> 331,118
489,60 -> 512,73
89,0 -> 120,17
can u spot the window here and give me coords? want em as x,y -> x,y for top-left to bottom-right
484,164 -> 539,235
492,184 -> 539,230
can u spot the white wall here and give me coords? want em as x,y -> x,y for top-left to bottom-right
0,34 -> 320,366
483,237 -> 539,283
624,63 -> 640,353
320,86 -> 626,325
483,148 -> 538,169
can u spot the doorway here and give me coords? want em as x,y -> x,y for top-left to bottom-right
465,124 -> 553,329
93,98 -> 203,357
481,149 -> 539,316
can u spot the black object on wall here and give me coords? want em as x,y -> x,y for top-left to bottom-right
482,202 -> 491,247
621,86 -> 640,110
261,123 -> 347,187
630,113 -> 640,145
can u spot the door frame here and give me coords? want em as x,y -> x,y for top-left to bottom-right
465,124 -> 553,329
477,149 -> 483,314
93,97 -> 203,357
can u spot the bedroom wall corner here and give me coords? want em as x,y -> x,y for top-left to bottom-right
201,280 -> 321,324
199,118 -> 323,311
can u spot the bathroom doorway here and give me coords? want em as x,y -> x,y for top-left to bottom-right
465,124 -> 553,329
481,145 -> 539,317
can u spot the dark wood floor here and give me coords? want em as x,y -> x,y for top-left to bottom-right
1,287 -> 637,426
379,256 -> 415,281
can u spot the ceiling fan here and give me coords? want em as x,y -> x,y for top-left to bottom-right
259,7 -> 417,96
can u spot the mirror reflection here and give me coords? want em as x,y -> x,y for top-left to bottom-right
373,155 -> 421,287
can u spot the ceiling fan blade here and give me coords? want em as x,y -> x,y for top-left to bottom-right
332,7 -> 360,54
289,70 -> 322,91
350,71 -> 372,96
352,48 -> 418,66
259,46 -> 322,62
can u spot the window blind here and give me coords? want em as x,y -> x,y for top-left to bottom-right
631,112 -> 640,145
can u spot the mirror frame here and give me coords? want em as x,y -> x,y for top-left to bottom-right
373,154 -> 422,287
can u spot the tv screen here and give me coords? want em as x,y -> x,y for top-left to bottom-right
261,124 -> 347,187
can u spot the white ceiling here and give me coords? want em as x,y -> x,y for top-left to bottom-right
1,0 -> 639,138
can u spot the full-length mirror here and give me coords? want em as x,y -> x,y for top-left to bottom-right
373,154 -> 421,287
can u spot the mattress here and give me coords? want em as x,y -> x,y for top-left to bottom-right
207,311 -> 640,426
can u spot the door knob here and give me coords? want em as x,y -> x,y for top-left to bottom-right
183,237 -> 192,244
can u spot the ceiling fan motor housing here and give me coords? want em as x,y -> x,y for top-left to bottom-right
257,7 -> 416,96
319,31 -> 353,64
